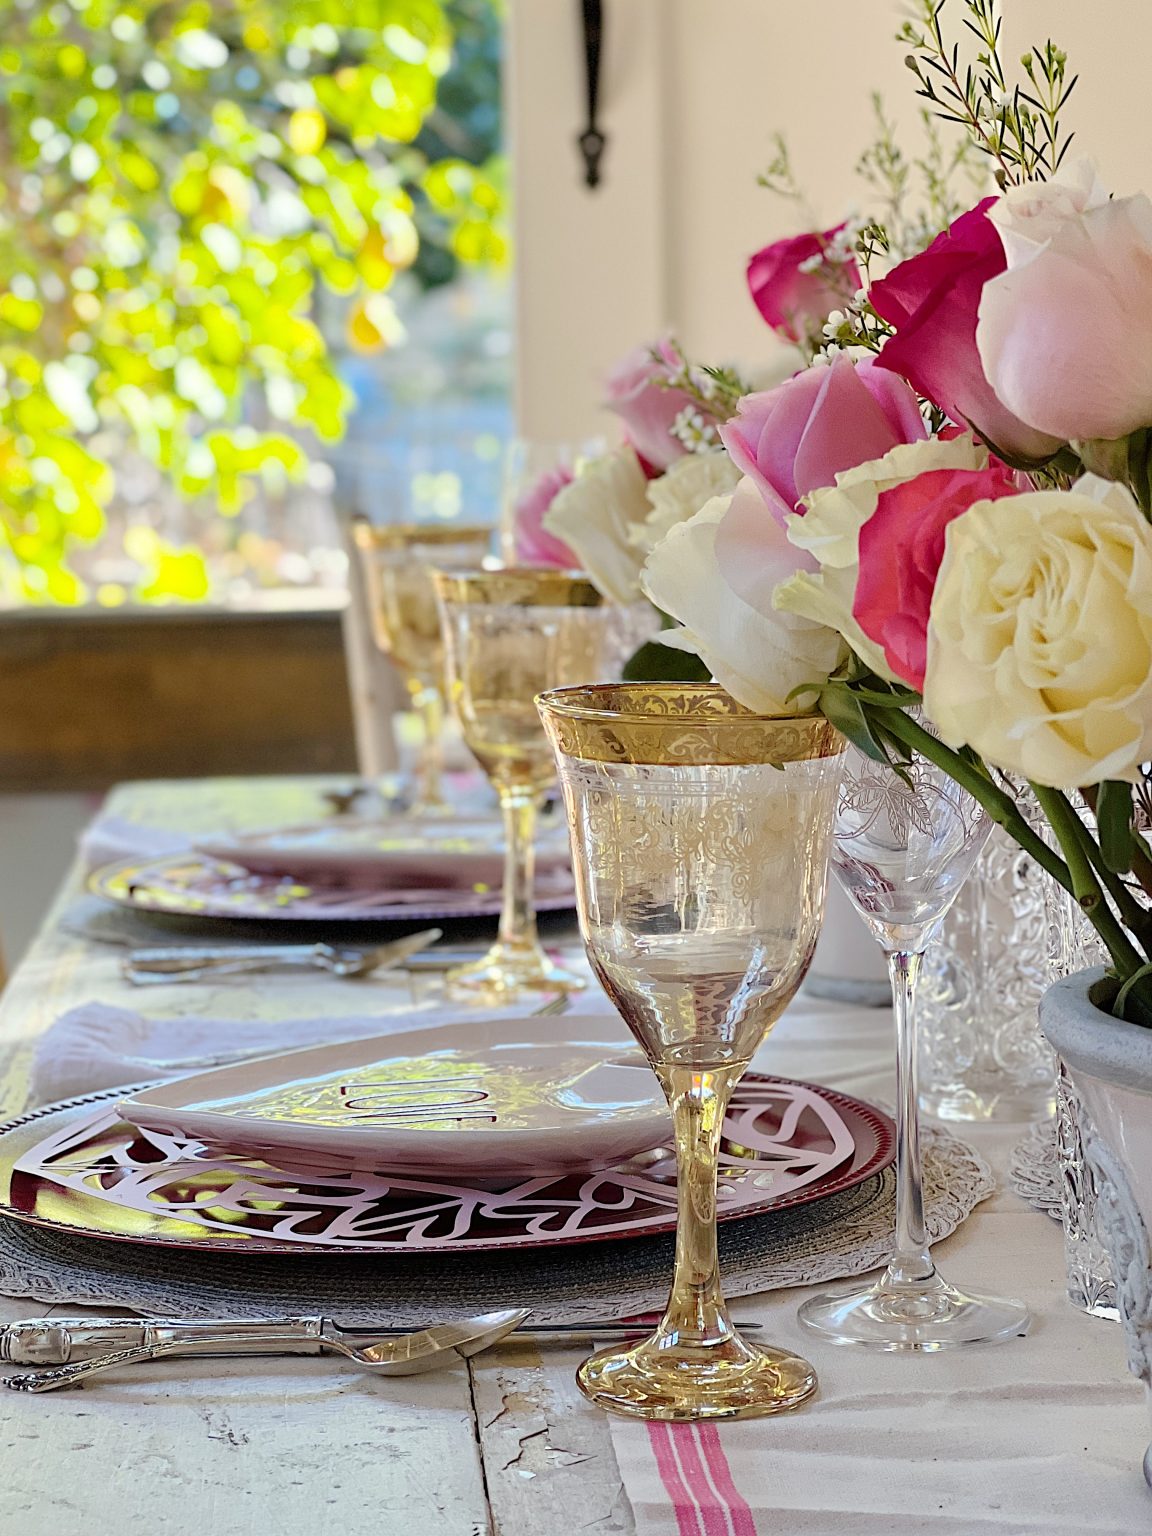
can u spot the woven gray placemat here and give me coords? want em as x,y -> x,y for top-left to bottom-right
0,1127 -> 993,1324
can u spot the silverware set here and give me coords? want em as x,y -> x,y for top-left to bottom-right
1,1311 -> 763,1393
122,927 -> 445,985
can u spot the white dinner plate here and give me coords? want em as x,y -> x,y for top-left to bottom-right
117,1014 -> 668,1178
195,814 -> 571,889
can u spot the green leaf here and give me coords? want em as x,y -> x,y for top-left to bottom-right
817,685 -> 889,763
1097,780 -> 1135,874
622,640 -> 712,684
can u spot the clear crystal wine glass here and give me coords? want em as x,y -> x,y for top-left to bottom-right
538,682 -> 845,1420
797,742 -> 1032,1349
352,521 -> 494,816
434,571 -> 655,1003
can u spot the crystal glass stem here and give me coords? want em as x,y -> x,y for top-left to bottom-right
496,785 -> 539,962
888,950 -> 935,1288
408,680 -> 447,815
657,1062 -> 742,1347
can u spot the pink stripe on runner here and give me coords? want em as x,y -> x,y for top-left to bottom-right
647,1423 -> 706,1536
667,1426 -> 735,1536
696,1424 -> 758,1536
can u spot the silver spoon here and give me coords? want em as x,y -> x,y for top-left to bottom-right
3,1309 -> 531,1394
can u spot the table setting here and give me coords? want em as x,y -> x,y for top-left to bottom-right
5,5 -> 1152,1534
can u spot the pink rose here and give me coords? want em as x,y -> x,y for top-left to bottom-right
853,462 -> 1019,689
870,199 -> 1062,463
513,465 -> 577,566
747,223 -> 860,346
977,180 -> 1152,442
604,338 -> 704,472
718,354 -> 926,530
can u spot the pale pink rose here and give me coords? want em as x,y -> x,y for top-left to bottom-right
604,338 -> 705,472
870,199 -> 1062,462
718,355 -> 926,531
513,465 -> 577,566
852,461 -> 1019,689
747,223 -> 860,346
977,183 -> 1152,442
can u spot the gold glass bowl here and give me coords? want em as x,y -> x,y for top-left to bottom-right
538,683 -> 844,1421
352,521 -> 493,815
433,570 -> 655,1003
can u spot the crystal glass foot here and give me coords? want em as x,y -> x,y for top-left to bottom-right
798,1272 -> 1029,1351
539,683 -> 844,1419
436,573 -> 655,1005
800,737 -> 1031,1350
352,521 -> 493,817
577,1331 -> 817,1422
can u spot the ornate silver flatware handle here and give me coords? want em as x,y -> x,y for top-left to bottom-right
1,1316 -> 326,1365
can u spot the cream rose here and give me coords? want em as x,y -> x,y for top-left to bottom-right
641,481 -> 846,714
542,445 -> 652,602
774,434 -> 989,681
543,445 -> 739,602
924,476 -> 1152,787
638,449 -> 741,551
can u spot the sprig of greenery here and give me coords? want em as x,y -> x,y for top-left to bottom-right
899,0 -> 1076,188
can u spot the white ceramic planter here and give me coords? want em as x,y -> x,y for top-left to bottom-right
1039,968 -> 1152,1487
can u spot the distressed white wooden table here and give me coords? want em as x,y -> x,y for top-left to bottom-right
0,777 -> 630,1536
0,777 -> 1145,1535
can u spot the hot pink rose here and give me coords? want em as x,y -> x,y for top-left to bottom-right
870,199 -> 1062,463
747,223 -> 860,346
513,464 -> 577,567
853,462 -> 1019,689
604,339 -> 704,472
718,354 -> 926,530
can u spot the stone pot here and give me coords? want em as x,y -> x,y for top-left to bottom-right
1040,967 -> 1152,1488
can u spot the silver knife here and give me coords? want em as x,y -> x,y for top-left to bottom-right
0,1313 -> 764,1365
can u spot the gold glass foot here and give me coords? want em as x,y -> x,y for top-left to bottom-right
576,1332 -> 818,1422
444,941 -> 586,1005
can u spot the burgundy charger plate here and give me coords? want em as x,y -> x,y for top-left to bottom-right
0,1075 -> 894,1257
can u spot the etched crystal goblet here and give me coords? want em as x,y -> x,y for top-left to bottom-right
352,521 -> 493,816
435,571 -> 654,1003
538,682 -> 844,1420
797,745 -> 1032,1349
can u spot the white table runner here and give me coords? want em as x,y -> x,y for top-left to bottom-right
606,996 -> 1151,1534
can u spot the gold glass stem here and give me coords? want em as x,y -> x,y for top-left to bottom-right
656,1061 -> 743,1346
497,786 -> 539,957
408,680 -> 447,813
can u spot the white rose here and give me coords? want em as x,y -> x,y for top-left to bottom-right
774,435 -> 988,681
542,445 -> 651,602
641,482 -> 845,714
925,476 -> 1152,787
638,450 -> 741,552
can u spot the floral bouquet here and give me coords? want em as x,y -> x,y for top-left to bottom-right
631,0 -> 1152,1029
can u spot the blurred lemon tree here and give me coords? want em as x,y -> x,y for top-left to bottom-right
0,0 -> 506,603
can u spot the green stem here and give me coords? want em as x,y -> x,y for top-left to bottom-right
1031,785 -> 1146,976
876,709 -> 1074,896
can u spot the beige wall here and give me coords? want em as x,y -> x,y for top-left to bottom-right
507,1 -> 1152,438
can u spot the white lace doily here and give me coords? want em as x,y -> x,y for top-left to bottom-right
0,1127 -> 994,1324
1008,1120 -> 1061,1219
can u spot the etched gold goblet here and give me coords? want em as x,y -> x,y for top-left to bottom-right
433,570 -> 655,1003
537,683 -> 845,1421
352,521 -> 493,816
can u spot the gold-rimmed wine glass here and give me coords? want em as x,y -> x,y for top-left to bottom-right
433,569 -> 655,1003
537,682 -> 845,1421
352,520 -> 493,816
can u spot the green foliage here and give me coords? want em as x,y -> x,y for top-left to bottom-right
900,0 -> 1077,189
0,0 -> 506,602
